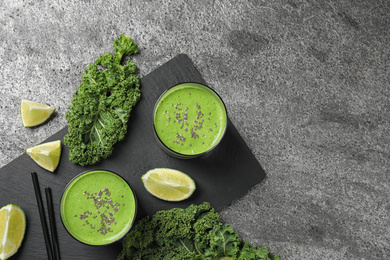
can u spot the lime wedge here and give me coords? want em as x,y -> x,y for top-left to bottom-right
141,168 -> 196,201
26,140 -> 62,172
21,99 -> 55,127
0,204 -> 26,260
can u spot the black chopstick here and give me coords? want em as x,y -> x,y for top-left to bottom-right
45,187 -> 61,260
31,172 -> 54,260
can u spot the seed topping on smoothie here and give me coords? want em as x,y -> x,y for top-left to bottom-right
60,170 -> 137,245
154,83 -> 227,156
168,99 -> 210,145
74,187 -> 123,235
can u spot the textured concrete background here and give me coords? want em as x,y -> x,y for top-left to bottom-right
1,0 -> 389,259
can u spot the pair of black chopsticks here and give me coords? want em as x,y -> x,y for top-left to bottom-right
31,172 -> 60,260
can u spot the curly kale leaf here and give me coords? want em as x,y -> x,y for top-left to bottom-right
204,224 -> 241,258
118,202 -> 282,260
64,34 -> 141,166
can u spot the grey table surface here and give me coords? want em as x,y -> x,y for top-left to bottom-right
1,1 -> 389,259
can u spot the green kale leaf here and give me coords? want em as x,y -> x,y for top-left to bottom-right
118,202 -> 282,260
64,34 -> 141,166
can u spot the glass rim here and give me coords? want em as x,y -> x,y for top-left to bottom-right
152,82 -> 228,158
59,169 -> 138,246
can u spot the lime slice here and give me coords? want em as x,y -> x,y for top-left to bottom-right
0,204 -> 26,260
141,168 -> 196,201
26,140 -> 62,172
21,99 -> 55,127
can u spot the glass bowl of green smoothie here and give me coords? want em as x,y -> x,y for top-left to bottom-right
60,170 -> 137,246
153,82 -> 228,159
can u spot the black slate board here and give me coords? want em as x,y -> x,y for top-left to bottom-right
0,54 -> 266,259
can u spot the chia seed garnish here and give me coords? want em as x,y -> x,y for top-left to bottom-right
79,212 -> 88,221
191,129 -> 199,139
79,188 -> 122,235
162,95 -> 221,150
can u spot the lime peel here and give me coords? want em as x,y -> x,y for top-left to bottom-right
26,140 -> 62,172
21,99 -> 55,127
141,168 -> 196,202
0,204 -> 26,260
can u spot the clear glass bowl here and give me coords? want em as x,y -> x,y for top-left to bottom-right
60,169 -> 137,246
153,82 -> 228,159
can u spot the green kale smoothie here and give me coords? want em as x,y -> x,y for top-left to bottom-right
154,83 -> 227,157
60,170 -> 137,245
